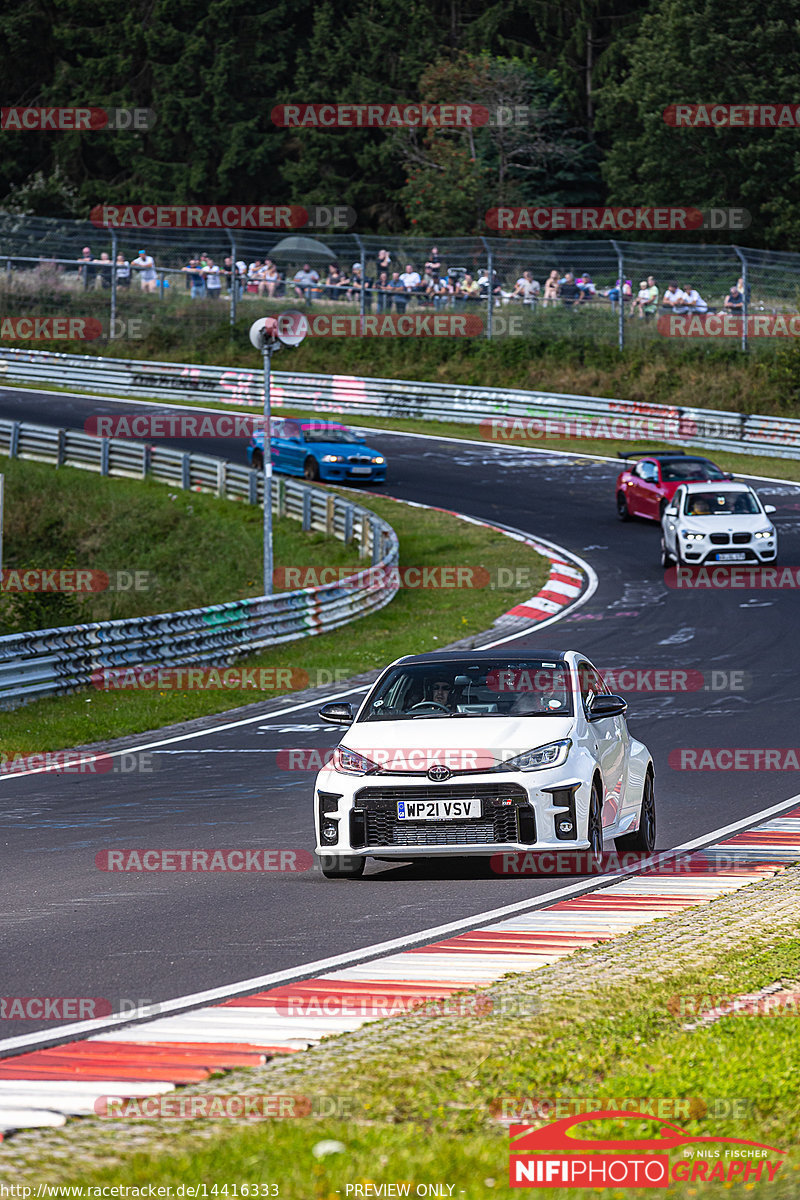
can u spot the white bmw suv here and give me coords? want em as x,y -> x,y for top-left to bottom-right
661,481 -> 777,567
313,649 -> 655,879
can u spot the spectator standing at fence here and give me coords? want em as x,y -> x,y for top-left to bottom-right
736,275 -> 751,305
425,247 -> 442,279
347,263 -> 366,304
542,269 -> 560,307
661,280 -> 689,313
131,249 -> 157,293
115,252 -> 131,289
78,246 -> 96,290
182,257 -> 205,299
724,284 -> 744,315
95,251 -> 113,290
202,257 -> 223,298
326,263 -> 343,300
683,282 -> 708,313
375,271 -> 390,313
377,248 -> 392,276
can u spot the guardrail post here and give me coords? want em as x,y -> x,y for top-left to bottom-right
248,469 -> 259,505
56,428 -> 65,466
358,515 -> 368,558
9,422 -> 19,458
371,522 -> 381,565
142,444 -> 151,479
277,477 -> 285,518
302,488 -> 312,531
326,495 -> 335,534
100,438 -> 110,476
344,504 -> 353,544
217,460 -> 226,497
181,453 -> 191,490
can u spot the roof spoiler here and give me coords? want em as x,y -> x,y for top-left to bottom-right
616,449 -> 686,460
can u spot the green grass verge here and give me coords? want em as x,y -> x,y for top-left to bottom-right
0,487 -> 550,757
0,455 -> 360,635
25,911 -> 800,1196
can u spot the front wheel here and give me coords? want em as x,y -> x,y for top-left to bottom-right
614,770 -> 656,852
616,492 -> 630,522
587,782 -> 604,862
304,457 -> 320,481
320,854 -> 365,880
251,449 -> 263,471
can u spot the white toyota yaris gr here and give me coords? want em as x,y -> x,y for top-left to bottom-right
661,481 -> 777,567
313,649 -> 655,878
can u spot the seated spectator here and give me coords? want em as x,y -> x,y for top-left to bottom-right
630,280 -> 651,319
557,272 -> 581,307
293,262 -> 320,304
131,249 -> 158,293
477,268 -> 503,305
248,259 -> 263,281
386,271 -> 407,313
683,283 -> 708,313
510,270 -> 540,306
661,280 -> 689,313
724,284 -> 744,314
260,259 -> 279,298
182,257 -> 205,299
377,248 -> 392,276
430,275 -> 453,310
326,263 -> 344,300
115,252 -> 131,289
399,263 -> 422,297
456,273 -> 482,306
542,269 -> 560,307
576,272 -> 596,300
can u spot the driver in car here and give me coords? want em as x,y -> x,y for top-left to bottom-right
430,679 -> 455,708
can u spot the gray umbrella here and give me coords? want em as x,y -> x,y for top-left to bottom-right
267,236 -> 337,264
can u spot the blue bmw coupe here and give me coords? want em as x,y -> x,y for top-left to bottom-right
247,418 -> 387,484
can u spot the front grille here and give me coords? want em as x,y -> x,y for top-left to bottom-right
355,782 -> 531,847
347,455 -> 372,464
709,533 -> 730,545
732,532 -> 751,544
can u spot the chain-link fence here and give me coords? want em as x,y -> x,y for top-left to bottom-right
1,212 -> 799,351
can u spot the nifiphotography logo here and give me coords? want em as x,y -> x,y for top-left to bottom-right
508,1110 -> 786,1188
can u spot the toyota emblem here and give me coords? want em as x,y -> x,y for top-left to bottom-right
427,764 -> 451,782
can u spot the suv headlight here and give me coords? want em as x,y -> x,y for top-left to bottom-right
331,746 -> 379,776
496,739 -> 571,772
754,528 -> 774,539
321,454 -> 345,463
682,531 -> 705,542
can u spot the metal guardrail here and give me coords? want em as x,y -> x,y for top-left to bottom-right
0,419 -> 399,708
1,346 -> 800,460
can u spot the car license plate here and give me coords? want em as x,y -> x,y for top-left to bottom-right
397,800 -> 481,821
350,466 -> 372,475
714,552 -> 747,561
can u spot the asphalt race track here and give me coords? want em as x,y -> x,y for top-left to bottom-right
2,385 -> 799,1042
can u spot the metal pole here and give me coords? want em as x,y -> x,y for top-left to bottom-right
611,239 -> 624,351
354,233 -> 366,324
262,341 -> 274,595
229,232 -> 237,330
481,236 -> 493,339
734,246 -> 748,354
110,230 -> 118,340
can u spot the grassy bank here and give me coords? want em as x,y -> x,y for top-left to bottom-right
0,487 -> 550,757
5,305 -> 800,416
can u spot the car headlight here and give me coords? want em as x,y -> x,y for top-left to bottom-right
681,531 -> 705,542
754,528 -> 774,539
497,739 -> 571,772
331,746 -> 379,775
321,454 -> 345,463
371,456 -> 385,464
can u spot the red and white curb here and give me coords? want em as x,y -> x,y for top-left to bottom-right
1,804 -> 799,1138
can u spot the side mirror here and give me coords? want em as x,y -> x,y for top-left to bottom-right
588,694 -> 628,721
764,504 -> 777,514
319,701 -> 355,725
664,507 -> 677,518
725,472 -> 735,481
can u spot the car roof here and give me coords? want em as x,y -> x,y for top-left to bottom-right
679,480 -> 751,492
391,650 -> 570,666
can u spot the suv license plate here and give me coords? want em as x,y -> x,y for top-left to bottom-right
397,800 -> 481,821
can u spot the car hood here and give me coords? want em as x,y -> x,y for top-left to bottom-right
681,514 -> 770,532
339,715 -> 575,771
250,431 -> 380,456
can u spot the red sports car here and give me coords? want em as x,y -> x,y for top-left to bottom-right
615,451 -> 732,521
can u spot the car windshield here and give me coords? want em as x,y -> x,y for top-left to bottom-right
661,459 -> 725,482
685,490 -> 760,516
302,426 -> 361,444
358,660 -> 574,721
